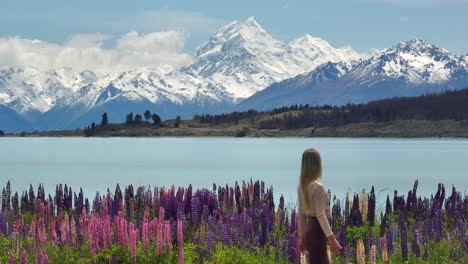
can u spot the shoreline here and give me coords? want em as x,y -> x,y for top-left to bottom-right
3,119 -> 468,139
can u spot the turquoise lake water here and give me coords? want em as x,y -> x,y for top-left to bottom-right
1,137 -> 467,209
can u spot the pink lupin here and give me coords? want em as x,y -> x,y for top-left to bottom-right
70,217 -> 77,245
177,220 -> 184,264
156,222 -> 163,255
42,251 -> 49,264
61,212 -> 70,245
29,218 -> 36,238
8,251 -> 15,264
159,206 -> 165,223
49,218 -> 58,244
129,223 -> 138,264
102,214 -> 112,248
164,220 -> 172,255
35,251 -> 43,264
36,217 -> 47,248
20,248 -> 27,264
142,210 -> 150,253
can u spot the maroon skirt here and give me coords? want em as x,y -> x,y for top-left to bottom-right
303,215 -> 330,264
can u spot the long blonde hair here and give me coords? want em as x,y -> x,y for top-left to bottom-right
299,148 -> 323,208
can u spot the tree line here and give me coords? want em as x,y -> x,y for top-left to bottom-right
84,110 -> 163,136
193,88 -> 468,129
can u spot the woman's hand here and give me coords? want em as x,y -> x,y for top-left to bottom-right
327,235 -> 342,255
297,236 -> 306,253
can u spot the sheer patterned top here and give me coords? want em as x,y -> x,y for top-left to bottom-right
297,180 -> 333,237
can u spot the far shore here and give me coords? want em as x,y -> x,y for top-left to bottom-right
3,119 -> 468,139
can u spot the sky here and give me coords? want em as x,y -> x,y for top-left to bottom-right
0,0 -> 466,71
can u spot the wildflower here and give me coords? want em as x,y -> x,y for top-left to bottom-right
164,220 -> 172,255
156,222 -> 163,255
49,218 -> 58,244
206,231 -> 215,255
370,245 -> 377,264
400,219 -> 408,261
36,217 -> 47,247
20,249 -> 27,264
177,220 -> 184,264
129,223 -> 138,263
356,239 -> 366,264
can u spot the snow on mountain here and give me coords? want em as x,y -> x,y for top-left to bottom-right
0,66 -> 97,114
1,17 -> 361,130
352,39 -> 464,84
183,17 -> 360,99
237,39 -> 468,110
14,19 -> 466,131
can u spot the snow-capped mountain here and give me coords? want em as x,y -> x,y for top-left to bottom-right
0,17 -> 361,131
238,39 -> 468,110
183,17 -> 360,99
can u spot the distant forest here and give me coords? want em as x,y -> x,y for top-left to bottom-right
193,88 -> 468,129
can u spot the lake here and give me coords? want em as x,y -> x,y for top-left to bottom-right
1,137 -> 467,210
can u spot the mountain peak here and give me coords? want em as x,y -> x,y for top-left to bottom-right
397,38 -> 429,48
244,16 -> 260,26
194,17 -> 277,58
290,34 -> 331,48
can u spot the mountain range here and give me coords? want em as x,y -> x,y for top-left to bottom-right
0,17 -> 467,132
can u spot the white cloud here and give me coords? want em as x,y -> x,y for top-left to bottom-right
65,33 -> 110,48
0,31 -> 193,73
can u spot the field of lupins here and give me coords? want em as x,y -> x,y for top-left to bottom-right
0,180 -> 467,263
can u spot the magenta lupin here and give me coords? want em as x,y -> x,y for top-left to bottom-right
20,249 -> 27,264
177,219 -> 184,264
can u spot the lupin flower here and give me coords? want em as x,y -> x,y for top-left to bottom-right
400,220 -> 408,261
370,245 -> 377,264
61,212 -> 70,245
129,223 -> 138,263
156,222 -> 163,255
380,237 -> 388,262
290,209 -> 296,234
206,231 -> 215,255
8,251 -> 15,264
36,217 -> 47,247
20,249 -> 27,264
177,220 -> 184,264
356,239 -> 366,264
49,218 -> 58,244
287,234 -> 298,263
412,222 -> 422,257
164,220 -> 172,255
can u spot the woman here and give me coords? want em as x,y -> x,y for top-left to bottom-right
297,149 -> 341,264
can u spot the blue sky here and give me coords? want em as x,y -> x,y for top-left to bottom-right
0,0 -> 466,62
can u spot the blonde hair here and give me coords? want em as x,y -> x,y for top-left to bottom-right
299,148 -> 323,208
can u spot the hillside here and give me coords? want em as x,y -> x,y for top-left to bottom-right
6,88 -> 468,138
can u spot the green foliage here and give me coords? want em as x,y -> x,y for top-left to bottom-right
205,243 -> 288,264
346,223 -> 372,241
174,116 -> 181,128
235,126 -> 250,137
101,112 -> 109,126
151,113 -> 161,125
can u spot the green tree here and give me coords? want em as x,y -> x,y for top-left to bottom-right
144,110 -> 151,123
126,112 -> 134,124
135,114 -> 143,124
151,114 -> 161,125
101,112 -> 109,126
174,116 -> 181,128
0,129 -> 4,136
